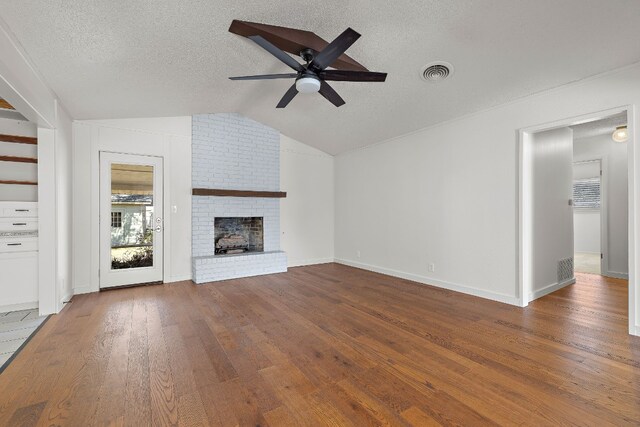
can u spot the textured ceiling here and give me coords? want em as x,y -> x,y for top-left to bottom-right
571,112 -> 628,140
2,1 -> 640,154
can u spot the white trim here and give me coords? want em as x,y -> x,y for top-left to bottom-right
71,285 -> 92,295
60,291 -> 74,305
518,105 -> 637,336
0,301 -> 38,313
288,257 -> 335,268
627,106 -> 638,336
529,277 -> 576,301
37,127 -> 59,315
603,271 -> 629,280
165,274 -> 192,283
335,258 -> 520,306
599,158 -> 608,276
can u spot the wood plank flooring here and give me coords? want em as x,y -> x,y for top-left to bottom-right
0,263 -> 638,426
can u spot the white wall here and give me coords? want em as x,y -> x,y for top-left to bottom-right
72,117 -> 192,294
574,211 -> 600,253
335,62 -> 640,334
55,104 -> 73,304
280,134 -> 334,267
0,117 -> 37,201
574,134 -> 628,277
72,116 -> 335,291
531,127 -> 574,298
573,161 -> 601,254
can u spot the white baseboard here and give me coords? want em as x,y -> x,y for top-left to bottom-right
631,324 -> 640,336
529,277 -> 576,301
334,258 -> 520,306
0,301 -> 38,313
288,257 -> 335,268
72,285 -> 93,295
165,274 -> 192,283
61,290 -> 74,304
604,271 -> 629,280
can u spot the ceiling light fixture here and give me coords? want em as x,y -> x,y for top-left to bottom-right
612,125 -> 629,142
295,76 -> 321,93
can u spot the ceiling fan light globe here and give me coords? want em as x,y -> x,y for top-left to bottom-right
296,77 -> 321,93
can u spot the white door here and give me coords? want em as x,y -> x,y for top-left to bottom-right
531,127 -> 574,297
100,152 -> 164,288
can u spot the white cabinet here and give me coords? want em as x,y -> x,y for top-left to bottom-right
0,252 -> 38,309
0,202 -> 38,311
0,219 -> 38,233
1,236 -> 38,253
2,203 -> 38,218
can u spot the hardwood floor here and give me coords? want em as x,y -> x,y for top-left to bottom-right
0,264 -> 638,426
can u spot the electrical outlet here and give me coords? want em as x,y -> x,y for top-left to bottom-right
428,263 -> 435,273
357,250 -> 361,258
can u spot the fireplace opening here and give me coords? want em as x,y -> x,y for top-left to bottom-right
214,217 -> 264,255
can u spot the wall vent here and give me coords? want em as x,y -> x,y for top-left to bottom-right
558,257 -> 574,283
421,61 -> 454,82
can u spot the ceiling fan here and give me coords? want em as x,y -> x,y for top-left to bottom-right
229,25 -> 387,108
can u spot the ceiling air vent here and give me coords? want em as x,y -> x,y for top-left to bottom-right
421,61 -> 454,82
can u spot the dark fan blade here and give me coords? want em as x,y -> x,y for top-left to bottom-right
248,35 -> 304,72
276,84 -> 299,108
318,81 -> 345,107
229,73 -> 298,80
310,28 -> 361,70
319,70 -> 387,82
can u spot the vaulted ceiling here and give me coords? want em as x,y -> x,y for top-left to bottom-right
2,1 -> 640,154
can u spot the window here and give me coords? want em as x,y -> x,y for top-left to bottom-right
111,211 -> 123,228
573,178 -> 600,209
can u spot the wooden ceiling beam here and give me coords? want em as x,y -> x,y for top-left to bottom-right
0,98 -> 14,110
229,20 -> 368,72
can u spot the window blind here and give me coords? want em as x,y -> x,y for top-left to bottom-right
573,178 -> 600,209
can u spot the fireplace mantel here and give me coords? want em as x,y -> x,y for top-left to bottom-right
192,188 -> 286,198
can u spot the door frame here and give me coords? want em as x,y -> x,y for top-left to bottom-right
99,152 -> 164,288
518,105 -> 637,335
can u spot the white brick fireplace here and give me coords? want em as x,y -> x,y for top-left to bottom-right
191,113 -> 287,283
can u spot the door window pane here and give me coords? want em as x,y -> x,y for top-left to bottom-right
110,163 -> 154,270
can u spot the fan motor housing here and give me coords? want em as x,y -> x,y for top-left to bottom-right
300,48 -> 316,63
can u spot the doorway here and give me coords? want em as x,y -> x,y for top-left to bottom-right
99,152 -> 164,289
519,106 -> 636,335
572,159 -> 602,275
